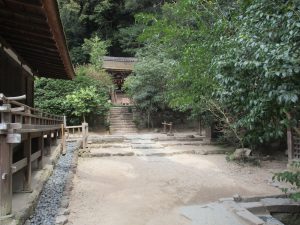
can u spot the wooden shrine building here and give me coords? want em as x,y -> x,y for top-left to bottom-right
102,56 -> 136,105
0,0 -> 74,219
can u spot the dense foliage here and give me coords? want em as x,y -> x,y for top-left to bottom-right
124,0 -> 300,148
35,36 -> 113,126
35,65 -> 112,125
58,0 -> 171,63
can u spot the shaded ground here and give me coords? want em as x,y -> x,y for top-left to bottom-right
68,139 -> 286,225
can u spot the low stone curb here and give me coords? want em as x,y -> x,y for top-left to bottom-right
54,140 -> 81,225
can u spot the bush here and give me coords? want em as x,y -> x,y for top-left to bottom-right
273,161 -> 300,201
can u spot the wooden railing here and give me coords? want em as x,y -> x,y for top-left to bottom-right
61,123 -> 89,154
0,94 -> 63,218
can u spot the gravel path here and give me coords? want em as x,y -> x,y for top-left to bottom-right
28,142 -> 77,225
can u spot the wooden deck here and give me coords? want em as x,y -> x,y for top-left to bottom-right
0,94 -> 63,218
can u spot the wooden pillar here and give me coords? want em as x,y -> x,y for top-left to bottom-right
37,133 -> 44,169
0,107 -> 13,217
0,136 -> 13,217
23,134 -> 32,192
53,130 -> 57,146
45,133 -> 52,156
287,127 -> 294,162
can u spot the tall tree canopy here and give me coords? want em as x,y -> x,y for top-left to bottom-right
124,0 -> 300,148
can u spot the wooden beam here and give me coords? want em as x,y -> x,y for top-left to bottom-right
31,150 -> 41,162
42,0 -> 75,79
0,17 -> 50,33
5,0 -> 43,9
0,23 -> 51,37
12,158 -> 27,174
9,40 -> 58,53
0,26 -> 54,41
16,51 -> 62,63
0,32 -> 56,46
0,8 -> 46,25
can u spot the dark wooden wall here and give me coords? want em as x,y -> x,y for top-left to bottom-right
0,49 -> 34,106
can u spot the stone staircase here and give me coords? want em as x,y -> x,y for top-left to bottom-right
109,106 -> 137,134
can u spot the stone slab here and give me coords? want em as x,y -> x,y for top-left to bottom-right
180,203 -> 247,225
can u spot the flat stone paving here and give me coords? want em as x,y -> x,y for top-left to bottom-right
68,133 -> 287,225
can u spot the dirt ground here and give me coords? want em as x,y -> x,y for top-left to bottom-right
68,153 -> 286,225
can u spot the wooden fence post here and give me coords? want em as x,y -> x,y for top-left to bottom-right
162,121 -> 167,134
0,107 -> 13,217
61,124 -> 66,155
205,125 -> 212,143
169,122 -> 173,135
287,127 -> 294,162
82,123 -> 87,149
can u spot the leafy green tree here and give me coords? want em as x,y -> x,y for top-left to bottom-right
124,44 -> 174,127
215,0 -> 300,146
35,66 -> 113,125
82,36 -> 110,67
65,86 -> 110,122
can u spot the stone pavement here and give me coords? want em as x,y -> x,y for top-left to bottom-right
180,197 -> 300,225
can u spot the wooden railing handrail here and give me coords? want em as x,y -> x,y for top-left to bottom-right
0,94 -> 64,121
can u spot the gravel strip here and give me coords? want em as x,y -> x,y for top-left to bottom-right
28,142 -> 77,225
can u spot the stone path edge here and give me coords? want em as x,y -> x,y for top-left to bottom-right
55,140 -> 81,225
7,139 -> 82,225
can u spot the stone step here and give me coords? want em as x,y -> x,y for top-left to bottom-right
110,118 -> 134,122
159,141 -> 204,147
111,130 -> 138,134
109,117 -> 132,121
110,124 -> 136,127
110,128 -> 138,131
153,137 -> 205,142
131,144 -> 163,149
110,120 -> 134,123
109,116 -> 133,121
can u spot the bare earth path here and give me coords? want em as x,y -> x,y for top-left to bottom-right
68,135 -> 285,225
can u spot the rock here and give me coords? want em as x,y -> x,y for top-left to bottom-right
56,215 -> 68,225
233,194 -> 242,202
61,198 -> 70,208
232,148 -> 252,160
24,220 -> 31,225
186,135 -> 195,138
58,208 -> 71,216
219,197 -> 234,202
167,133 -> 174,136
